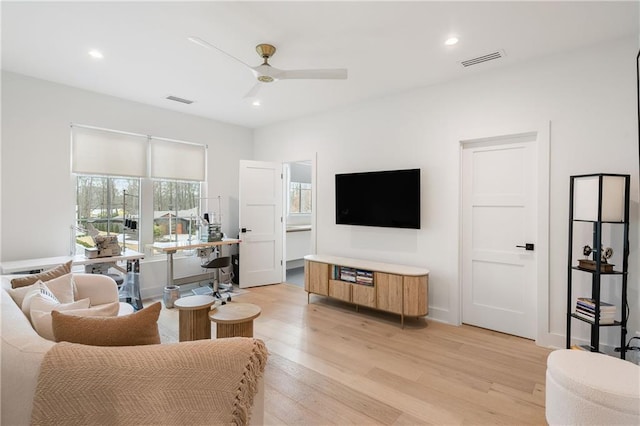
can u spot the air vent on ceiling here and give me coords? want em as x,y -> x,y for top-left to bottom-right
460,50 -> 506,68
165,95 -> 194,105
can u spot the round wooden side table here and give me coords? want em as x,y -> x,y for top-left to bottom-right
209,302 -> 261,338
174,295 -> 216,341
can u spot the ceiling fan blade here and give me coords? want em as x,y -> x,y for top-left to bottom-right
243,82 -> 262,99
279,68 -> 348,80
187,36 -> 252,69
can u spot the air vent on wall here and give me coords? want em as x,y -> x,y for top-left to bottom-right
165,95 -> 194,104
460,50 -> 506,68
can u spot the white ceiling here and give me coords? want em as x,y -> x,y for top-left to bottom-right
2,1 -> 638,128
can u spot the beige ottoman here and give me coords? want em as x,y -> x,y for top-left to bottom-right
546,349 -> 640,425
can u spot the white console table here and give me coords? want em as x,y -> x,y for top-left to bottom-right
0,249 -> 145,310
0,249 -> 144,274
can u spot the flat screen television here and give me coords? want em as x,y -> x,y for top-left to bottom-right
335,168 -> 421,229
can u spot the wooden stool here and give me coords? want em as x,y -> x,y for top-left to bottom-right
209,302 -> 261,338
174,295 -> 216,341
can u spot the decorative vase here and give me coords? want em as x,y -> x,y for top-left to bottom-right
163,285 -> 180,308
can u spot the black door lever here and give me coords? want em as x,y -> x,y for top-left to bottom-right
516,243 -> 535,251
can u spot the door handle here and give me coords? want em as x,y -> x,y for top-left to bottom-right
241,228 -> 252,233
516,243 -> 535,251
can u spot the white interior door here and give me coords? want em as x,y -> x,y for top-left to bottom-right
461,134 -> 538,339
239,160 -> 283,288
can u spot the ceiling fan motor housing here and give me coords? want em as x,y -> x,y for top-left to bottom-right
256,44 -> 276,59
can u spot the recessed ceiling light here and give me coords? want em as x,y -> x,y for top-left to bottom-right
444,37 -> 459,46
88,49 -> 104,59
252,100 -> 261,107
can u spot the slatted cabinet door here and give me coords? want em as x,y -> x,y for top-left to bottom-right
375,272 -> 403,314
404,275 -> 428,317
304,260 -> 328,295
329,279 -> 351,302
352,283 -> 376,308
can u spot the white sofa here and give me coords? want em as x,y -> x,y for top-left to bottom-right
1,273 -> 265,425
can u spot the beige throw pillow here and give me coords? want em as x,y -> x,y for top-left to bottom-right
10,260 -> 72,289
52,302 -> 162,346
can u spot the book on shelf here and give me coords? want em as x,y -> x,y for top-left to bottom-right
573,310 -> 615,324
575,306 -> 615,320
338,266 -> 356,282
575,298 -> 617,321
355,269 -> 374,286
576,297 -> 616,312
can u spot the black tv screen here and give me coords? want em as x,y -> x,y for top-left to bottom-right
335,168 -> 421,229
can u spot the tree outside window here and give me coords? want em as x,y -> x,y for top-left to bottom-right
75,176 -> 140,252
76,176 -> 201,254
289,182 -> 312,214
153,180 -> 201,243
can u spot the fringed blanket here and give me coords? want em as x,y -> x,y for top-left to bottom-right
31,338 -> 268,425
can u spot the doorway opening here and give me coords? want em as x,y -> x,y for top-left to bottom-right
283,159 -> 314,287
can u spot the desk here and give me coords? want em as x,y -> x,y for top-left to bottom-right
152,239 -> 241,287
0,249 -> 145,310
0,249 -> 144,274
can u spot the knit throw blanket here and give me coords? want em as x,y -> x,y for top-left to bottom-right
31,338 -> 268,425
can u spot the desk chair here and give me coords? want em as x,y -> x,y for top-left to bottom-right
199,256 -> 233,301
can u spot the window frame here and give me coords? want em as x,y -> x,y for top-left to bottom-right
288,181 -> 312,215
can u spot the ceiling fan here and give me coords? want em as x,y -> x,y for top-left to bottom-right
188,36 -> 348,98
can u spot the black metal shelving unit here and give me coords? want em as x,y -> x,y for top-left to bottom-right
566,173 -> 630,359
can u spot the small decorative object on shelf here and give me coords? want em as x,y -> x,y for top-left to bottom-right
578,245 -> 614,272
566,173 -> 630,359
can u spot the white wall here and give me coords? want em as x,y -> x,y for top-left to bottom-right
1,71 -> 253,296
254,37 -> 640,348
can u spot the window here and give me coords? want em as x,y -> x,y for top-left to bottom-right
75,176 -> 140,252
153,180 -> 201,243
71,124 -> 207,256
289,182 -> 312,214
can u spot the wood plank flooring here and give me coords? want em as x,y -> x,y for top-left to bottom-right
154,283 -> 551,425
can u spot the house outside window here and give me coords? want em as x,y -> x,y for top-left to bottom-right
153,180 -> 201,243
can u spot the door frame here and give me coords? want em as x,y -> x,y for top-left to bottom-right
280,153 -> 318,283
457,122 -> 550,346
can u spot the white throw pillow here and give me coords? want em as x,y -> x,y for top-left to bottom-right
63,302 -> 121,318
21,279 -> 73,320
41,273 -> 76,303
22,281 -> 59,320
8,281 -> 39,307
30,294 -> 91,341
21,288 -> 43,319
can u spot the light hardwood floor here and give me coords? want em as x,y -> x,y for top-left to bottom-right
154,283 -> 551,425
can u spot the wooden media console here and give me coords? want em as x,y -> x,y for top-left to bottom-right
304,254 -> 429,327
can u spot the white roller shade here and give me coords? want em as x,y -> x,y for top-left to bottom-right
71,126 -> 148,177
150,138 -> 206,181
